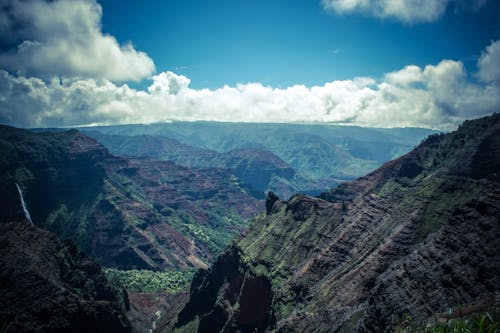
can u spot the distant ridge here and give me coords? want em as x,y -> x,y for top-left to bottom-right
82,121 -> 437,197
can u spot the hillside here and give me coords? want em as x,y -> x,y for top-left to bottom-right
84,122 -> 437,182
0,126 -> 263,271
165,114 -> 500,332
86,131 -> 335,199
0,221 -> 132,332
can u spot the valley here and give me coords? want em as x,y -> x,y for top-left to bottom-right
0,116 -> 498,332
1,0 -> 499,332
0,126 -> 264,271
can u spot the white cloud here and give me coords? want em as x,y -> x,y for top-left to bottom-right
0,0 -> 154,81
321,0 -> 485,23
148,72 -> 191,95
1,43 -> 499,130
385,65 -> 423,86
0,1 -> 495,131
477,40 -> 500,83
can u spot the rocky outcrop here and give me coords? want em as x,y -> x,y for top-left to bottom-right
0,222 -> 132,332
174,246 -> 274,333
265,191 -> 280,215
167,114 -> 500,333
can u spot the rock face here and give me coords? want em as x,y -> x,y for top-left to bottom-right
167,114 -> 500,333
0,126 -> 263,270
126,291 -> 189,333
0,222 -> 132,333
174,246 -> 274,333
362,191 -> 500,330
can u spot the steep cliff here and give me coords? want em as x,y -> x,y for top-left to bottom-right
0,222 -> 132,332
0,126 -> 263,270
167,114 -> 500,332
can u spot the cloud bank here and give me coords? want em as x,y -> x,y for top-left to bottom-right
1,39 -> 499,130
321,0 -> 487,23
0,0 -> 498,130
477,40 -> 500,84
0,0 -> 154,81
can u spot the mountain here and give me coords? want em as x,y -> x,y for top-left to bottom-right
83,131 -> 219,166
83,122 -> 437,182
0,126 -> 263,271
85,131 -> 335,199
165,114 -> 500,332
0,221 -> 132,332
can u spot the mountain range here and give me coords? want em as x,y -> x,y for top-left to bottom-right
164,114 -> 500,332
83,122 -> 437,198
84,131 -> 327,200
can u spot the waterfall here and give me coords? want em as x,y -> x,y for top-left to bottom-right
15,183 -> 33,225
149,310 -> 162,333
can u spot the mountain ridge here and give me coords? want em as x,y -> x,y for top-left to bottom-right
83,121 -> 437,183
165,113 -> 500,333
85,131 -> 334,199
0,126 -> 263,271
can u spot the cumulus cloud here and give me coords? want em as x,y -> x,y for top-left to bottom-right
1,42 -> 499,130
0,0 -> 154,81
477,40 -> 500,83
148,72 -> 191,95
321,0 -> 487,23
0,1 -> 495,131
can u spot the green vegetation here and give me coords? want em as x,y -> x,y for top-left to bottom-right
395,309 -> 500,333
412,179 -> 484,243
104,268 -> 194,293
164,208 -> 250,257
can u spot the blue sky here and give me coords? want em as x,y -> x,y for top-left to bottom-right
1,0 -> 500,129
99,0 -> 500,89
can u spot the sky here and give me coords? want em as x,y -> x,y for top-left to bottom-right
0,0 -> 500,129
